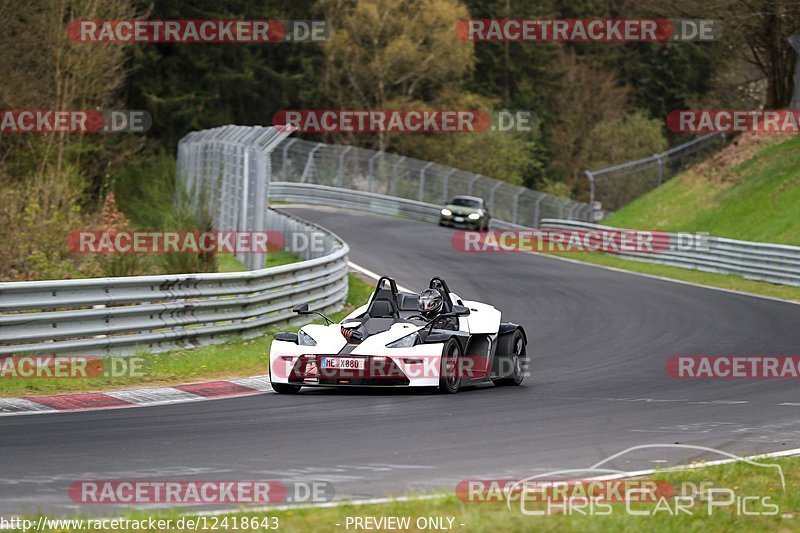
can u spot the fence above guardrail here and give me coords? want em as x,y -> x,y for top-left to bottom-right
273,138 -> 593,226
586,133 -> 728,213
269,182 -> 568,230
177,124 -> 293,270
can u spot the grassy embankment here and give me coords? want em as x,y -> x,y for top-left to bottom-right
551,134 -> 800,301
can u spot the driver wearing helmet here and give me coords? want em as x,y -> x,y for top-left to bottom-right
417,288 -> 457,330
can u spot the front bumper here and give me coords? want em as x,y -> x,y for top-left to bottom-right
270,350 -> 444,388
440,214 -> 482,227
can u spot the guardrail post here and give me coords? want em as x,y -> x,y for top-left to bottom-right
367,151 -> 383,193
253,150 -> 267,270
558,198 -> 570,219
337,146 -> 352,187
532,195 -> 545,228
300,143 -> 324,184
281,138 -> 297,180
419,162 -> 433,202
468,174 -> 481,195
240,145 -> 250,235
391,156 -> 406,197
442,168 -> 455,203
512,188 -> 525,224
568,202 -> 580,220
489,182 -> 501,213
585,170 -> 595,206
654,153 -> 664,186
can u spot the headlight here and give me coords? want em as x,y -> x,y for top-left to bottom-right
441,208 -> 452,216
468,213 -> 481,220
387,332 -> 419,348
298,329 -> 317,346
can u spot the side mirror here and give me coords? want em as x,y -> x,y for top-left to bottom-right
292,303 -> 310,314
275,331 -> 299,343
452,305 -> 471,317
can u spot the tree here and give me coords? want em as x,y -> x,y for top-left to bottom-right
546,50 -> 631,191
319,0 -> 475,150
635,0 -> 800,109
582,110 -> 667,169
124,0 -> 324,149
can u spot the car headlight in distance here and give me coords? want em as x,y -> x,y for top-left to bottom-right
441,208 -> 452,216
468,213 -> 481,220
387,332 -> 419,348
298,329 -> 317,346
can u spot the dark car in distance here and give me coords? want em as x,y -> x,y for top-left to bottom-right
439,195 -> 490,230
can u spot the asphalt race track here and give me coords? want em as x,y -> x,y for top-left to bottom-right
2,206 -> 799,516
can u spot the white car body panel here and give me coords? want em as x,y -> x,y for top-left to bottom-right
269,279 -> 523,391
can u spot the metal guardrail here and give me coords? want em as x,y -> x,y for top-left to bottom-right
269,182 -> 544,230
273,138 -> 593,226
0,208 -> 349,356
268,184 -> 800,288
540,219 -> 800,288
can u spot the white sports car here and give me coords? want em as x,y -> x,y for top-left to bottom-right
269,276 -> 528,394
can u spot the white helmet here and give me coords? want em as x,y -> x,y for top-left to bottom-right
418,288 -> 443,314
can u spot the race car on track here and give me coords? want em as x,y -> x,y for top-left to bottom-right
269,276 -> 527,394
439,195 -> 491,230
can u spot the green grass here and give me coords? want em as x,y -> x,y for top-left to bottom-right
0,274 -> 374,398
605,136 -> 800,245
16,455 -> 800,531
216,251 -> 300,272
560,136 -> 800,301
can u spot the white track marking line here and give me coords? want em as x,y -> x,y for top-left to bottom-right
348,261 -> 414,293
170,447 -> 800,517
530,251 -> 800,306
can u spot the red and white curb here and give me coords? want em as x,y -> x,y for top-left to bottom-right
0,375 -> 273,417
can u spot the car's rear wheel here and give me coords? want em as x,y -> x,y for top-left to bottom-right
271,382 -> 301,394
493,329 -> 526,386
439,338 -> 462,393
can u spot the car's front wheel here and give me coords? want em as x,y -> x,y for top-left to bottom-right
439,338 -> 462,393
271,382 -> 301,394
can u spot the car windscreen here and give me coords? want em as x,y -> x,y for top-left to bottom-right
450,198 -> 482,208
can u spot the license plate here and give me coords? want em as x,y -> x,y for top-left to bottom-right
321,357 -> 365,370
454,216 -> 464,222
